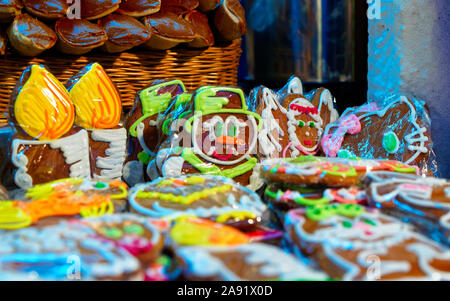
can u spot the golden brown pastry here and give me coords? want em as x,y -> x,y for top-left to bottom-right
198,0 -> 220,12
160,0 -> 198,15
142,12 -> 195,50
99,14 -> 151,53
22,0 -> 68,19
55,17 -> 108,55
116,0 -> 160,17
7,14 -> 57,56
0,0 -> 22,23
0,30 -> 6,55
213,0 -> 247,41
184,11 -> 214,48
81,0 -> 121,20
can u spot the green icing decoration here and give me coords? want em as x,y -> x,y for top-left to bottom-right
298,120 -> 305,127
102,227 -> 123,239
382,131 -> 400,154
138,151 -> 152,165
129,80 -> 186,137
342,221 -> 353,228
363,218 -> 376,226
181,148 -> 257,179
94,182 -> 107,189
124,224 -> 145,235
306,203 -> 365,221
309,122 -> 315,128
337,150 -> 354,159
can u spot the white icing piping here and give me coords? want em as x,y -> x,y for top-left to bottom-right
11,130 -> 91,189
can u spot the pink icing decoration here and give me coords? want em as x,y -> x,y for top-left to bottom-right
321,114 -> 361,157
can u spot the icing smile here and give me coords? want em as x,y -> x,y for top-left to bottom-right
304,140 -> 313,146
212,151 -> 233,161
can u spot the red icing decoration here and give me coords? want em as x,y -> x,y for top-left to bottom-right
289,104 -> 319,115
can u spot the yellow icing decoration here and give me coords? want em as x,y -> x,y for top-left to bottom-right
216,211 -> 257,224
0,202 -> 32,229
170,218 -> 249,246
109,185 -> 128,200
69,63 -> 122,129
14,65 -> 74,140
25,178 -> 84,200
80,201 -> 114,217
136,184 -> 233,205
158,176 -> 206,187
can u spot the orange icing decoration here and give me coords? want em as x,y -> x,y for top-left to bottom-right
15,183 -> 112,223
14,65 -> 74,140
170,218 -> 250,246
69,63 -> 122,129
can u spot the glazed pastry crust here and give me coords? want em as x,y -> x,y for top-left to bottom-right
7,14 -> 57,56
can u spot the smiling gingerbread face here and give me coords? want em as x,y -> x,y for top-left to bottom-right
282,95 -> 323,156
193,113 -> 257,165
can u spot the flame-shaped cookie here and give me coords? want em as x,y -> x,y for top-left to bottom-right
10,65 -> 74,141
66,62 -> 122,129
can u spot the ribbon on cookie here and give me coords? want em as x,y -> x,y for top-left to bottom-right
321,114 -> 361,157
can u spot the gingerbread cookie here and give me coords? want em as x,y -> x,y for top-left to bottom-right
252,86 -> 291,160
0,178 -> 128,230
169,217 -> 250,247
77,213 -> 165,266
129,175 -> 267,229
284,206 -> 450,280
366,171 -> 450,246
8,65 -> 90,189
0,221 -> 143,280
123,79 -> 187,186
278,75 -> 304,96
261,156 -> 418,187
305,87 -> 339,128
66,62 -> 127,181
154,86 -> 263,190
0,184 -> 8,200
322,96 -> 431,172
176,243 -> 328,281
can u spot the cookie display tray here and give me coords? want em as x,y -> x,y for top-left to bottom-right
0,39 -> 242,124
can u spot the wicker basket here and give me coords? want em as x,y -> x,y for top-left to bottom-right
0,39 -> 242,124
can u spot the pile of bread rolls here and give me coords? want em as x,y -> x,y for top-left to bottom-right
0,0 -> 247,56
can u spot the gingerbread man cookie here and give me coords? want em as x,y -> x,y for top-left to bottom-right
153,86 -> 263,190
123,79 -> 187,186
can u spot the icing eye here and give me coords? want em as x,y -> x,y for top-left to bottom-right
382,131 -> 399,154
298,120 -> 305,127
309,122 -> 315,128
94,182 -> 108,189
124,224 -> 145,235
228,124 -> 238,137
215,122 -> 223,137
101,227 -> 123,239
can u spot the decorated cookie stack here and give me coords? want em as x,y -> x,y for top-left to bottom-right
7,63 -> 127,189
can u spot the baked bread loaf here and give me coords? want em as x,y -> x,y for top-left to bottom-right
0,0 -> 22,23
22,0 -> 68,19
198,0 -> 220,12
117,0 -> 160,17
142,12 -> 195,50
160,0 -> 199,15
7,14 -> 57,56
99,13 -> 151,53
213,0 -> 247,41
184,10 -> 214,48
55,17 -> 107,55
80,0 -> 121,20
